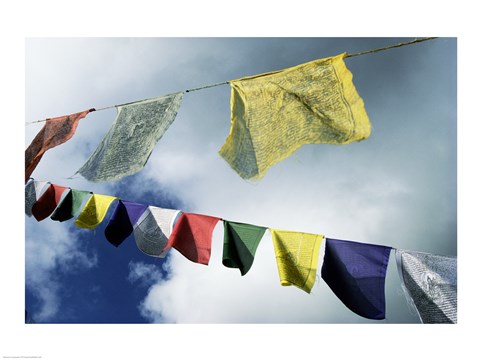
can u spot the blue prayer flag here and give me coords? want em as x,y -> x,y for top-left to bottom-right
321,238 -> 392,320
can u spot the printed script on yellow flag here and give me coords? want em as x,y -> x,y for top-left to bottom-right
270,229 -> 324,293
74,194 -> 118,230
219,53 -> 371,180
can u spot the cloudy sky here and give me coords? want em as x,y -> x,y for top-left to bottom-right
2,4 -> 475,352
24,36 -> 457,326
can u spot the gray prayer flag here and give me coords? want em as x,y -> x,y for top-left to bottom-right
78,92 -> 183,182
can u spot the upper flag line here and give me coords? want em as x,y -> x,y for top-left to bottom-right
25,37 -> 437,125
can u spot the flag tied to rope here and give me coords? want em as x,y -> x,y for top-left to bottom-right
222,221 -> 266,275
31,183 -> 69,221
25,109 -> 93,181
74,194 -> 117,230
321,238 -> 391,320
134,206 -> 183,257
105,200 -> 148,247
25,179 -> 49,217
396,249 -> 457,323
77,93 -> 184,182
166,213 -> 221,265
219,53 -> 370,180
271,229 -> 323,293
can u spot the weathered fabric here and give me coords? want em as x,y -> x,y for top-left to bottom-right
219,53 -> 371,180
104,200 -> 148,247
133,206 -> 183,257
25,109 -> 93,181
25,179 -> 36,217
51,189 -> 91,222
31,184 -> 69,221
25,180 -> 49,217
270,229 -> 323,293
77,93 -> 184,182
222,220 -> 266,275
396,249 -> 457,324
166,213 -> 221,265
74,194 -> 117,230
321,238 -> 391,320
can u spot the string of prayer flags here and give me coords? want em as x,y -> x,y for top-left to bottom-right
134,206 -> 183,257
104,200 -> 148,247
25,109 -> 93,182
219,53 -> 371,180
74,194 -> 118,230
77,92 -> 184,182
166,213 -> 221,265
31,183 -> 69,221
222,221 -> 266,275
50,189 -> 92,222
321,238 -> 391,320
271,229 -> 323,293
396,249 -> 457,323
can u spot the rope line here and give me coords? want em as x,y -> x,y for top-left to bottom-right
26,37 -> 438,125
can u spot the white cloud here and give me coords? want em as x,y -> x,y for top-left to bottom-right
127,261 -> 164,287
25,217 -> 98,321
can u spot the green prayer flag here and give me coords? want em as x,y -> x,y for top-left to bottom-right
51,189 -> 91,222
222,220 -> 266,275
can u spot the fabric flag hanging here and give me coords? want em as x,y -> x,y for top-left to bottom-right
77,92 -> 184,182
219,53 -> 371,180
321,238 -> 392,320
25,180 -> 49,217
133,206 -> 183,257
74,194 -> 117,230
31,183 -> 69,221
104,200 -> 148,247
166,213 -> 221,265
25,179 -> 36,217
270,229 -> 323,293
25,109 -> 93,182
50,189 -> 92,222
222,220 -> 266,275
396,249 -> 457,323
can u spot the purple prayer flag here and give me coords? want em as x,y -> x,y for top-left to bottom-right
321,238 -> 392,320
105,200 -> 148,247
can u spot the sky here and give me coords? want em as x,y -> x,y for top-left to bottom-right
1,4 -> 477,356
24,37 -> 457,326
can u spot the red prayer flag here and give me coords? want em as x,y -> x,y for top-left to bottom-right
166,213 -> 221,265
31,184 -> 69,221
25,109 -> 93,181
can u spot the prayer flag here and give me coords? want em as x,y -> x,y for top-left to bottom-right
396,249 -> 457,323
26,180 -> 49,217
31,183 -> 69,221
321,238 -> 391,320
77,92 -> 184,182
166,213 -> 221,265
222,220 -> 266,275
104,200 -> 148,247
25,109 -> 93,181
51,189 -> 91,222
25,179 -> 36,217
133,206 -> 183,257
219,53 -> 370,180
74,194 -> 117,230
271,229 -> 323,293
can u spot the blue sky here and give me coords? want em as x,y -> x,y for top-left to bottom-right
1,0 -> 478,357
24,37 -> 457,326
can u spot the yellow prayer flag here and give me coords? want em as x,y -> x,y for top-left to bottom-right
219,53 -> 371,180
270,229 -> 324,293
74,194 -> 117,230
